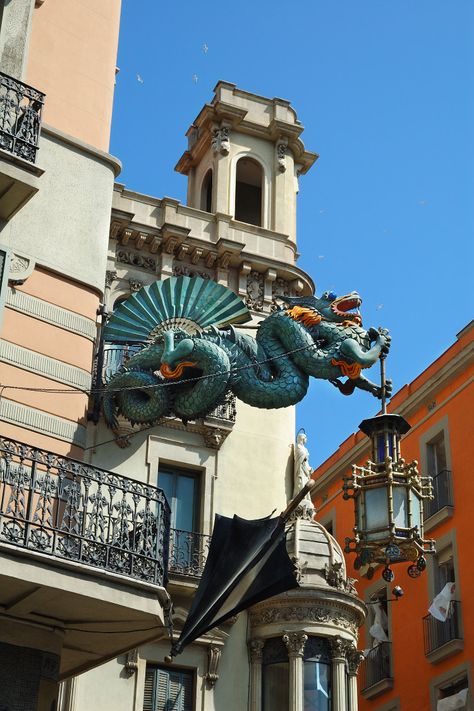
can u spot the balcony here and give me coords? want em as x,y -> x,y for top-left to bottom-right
424,470 -> 454,531
360,642 -> 393,699
423,601 -> 463,663
0,436 -> 172,678
0,72 -> 45,219
168,528 -> 210,578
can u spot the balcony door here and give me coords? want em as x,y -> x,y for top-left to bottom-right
158,467 -> 200,575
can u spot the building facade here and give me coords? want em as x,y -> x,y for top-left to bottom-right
312,322 -> 474,710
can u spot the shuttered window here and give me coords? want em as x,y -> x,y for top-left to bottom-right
143,664 -> 194,711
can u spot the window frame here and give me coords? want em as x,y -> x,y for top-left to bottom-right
429,661 -> 472,711
420,416 -> 454,531
143,662 -> 196,711
158,464 -> 201,534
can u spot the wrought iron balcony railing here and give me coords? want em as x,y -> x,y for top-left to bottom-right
168,528 -> 210,577
0,72 -> 44,163
424,470 -> 453,520
98,344 -> 237,424
0,437 -> 170,586
360,642 -> 392,692
423,601 -> 462,655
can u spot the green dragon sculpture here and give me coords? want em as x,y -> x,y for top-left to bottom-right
102,277 -> 391,429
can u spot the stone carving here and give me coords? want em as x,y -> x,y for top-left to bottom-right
206,645 -> 221,687
8,253 -> 35,285
283,631 -> 308,657
346,646 -> 365,675
329,636 -> 352,660
211,126 -> 230,155
128,279 -> 143,292
276,140 -> 287,173
248,638 -> 265,662
250,603 -> 359,636
203,428 -> 226,449
124,648 -> 139,677
245,270 -> 264,311
205,252 -> 218,268
116,250 -> 156,272
105,270 -> 117,288
173,264 -> 211,280
271,277 -> 292,312
325,561 -> 358,596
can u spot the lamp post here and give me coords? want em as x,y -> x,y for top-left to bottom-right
342,356 -> 435,581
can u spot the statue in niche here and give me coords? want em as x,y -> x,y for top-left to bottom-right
293,430 -> 315,513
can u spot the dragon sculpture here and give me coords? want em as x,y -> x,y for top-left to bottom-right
102,277 -> 391,430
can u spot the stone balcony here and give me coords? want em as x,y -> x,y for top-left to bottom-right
0,72 -> 45,220
0,436 -> 171,678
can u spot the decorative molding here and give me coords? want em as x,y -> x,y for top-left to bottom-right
8,253 -> 36,286
248,638 -> 265,662
116,249 -> 156,272
271,277 -> 293,311
206,645 -> 221,688
105,270 -> 117,288
250,598 -> 362,637
172,264 -> 211,281
283,631 -> 308,657
0,398 -> 87,447
0,340 -> 92,390
5,289 -> 96,341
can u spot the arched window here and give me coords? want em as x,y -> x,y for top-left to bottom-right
262,637 -> 289,711
234,157 -> 263,226
200,169 -> 213,213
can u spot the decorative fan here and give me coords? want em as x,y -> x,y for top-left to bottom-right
103,276 -> 251,343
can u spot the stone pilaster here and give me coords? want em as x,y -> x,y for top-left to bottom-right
346,647 -> 364,711
330,637 -> 351,711
283,631 -> 307,711
248,639 -> 265,711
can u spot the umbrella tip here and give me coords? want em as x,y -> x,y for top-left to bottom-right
164,655 -> 173,664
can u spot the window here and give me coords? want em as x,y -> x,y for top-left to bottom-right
158,466 -> 202,575
143,664 -> 194,711
234,157 -> 263,226
424,542 -> 462,659
200,169 -> 213,213
437,676 -> 469,710
422,422 -> 453,524
262,637 -> 289,711
303,637 -> 331,711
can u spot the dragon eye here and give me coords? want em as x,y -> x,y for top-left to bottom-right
327,291 -> 337,301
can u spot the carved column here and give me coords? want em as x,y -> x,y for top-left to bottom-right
329,637 -> 350,711
283,631 -> 307,711
346,647 -> 364,711
248,639 -> 265,711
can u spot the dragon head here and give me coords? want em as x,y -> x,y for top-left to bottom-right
283,290 -> 363,326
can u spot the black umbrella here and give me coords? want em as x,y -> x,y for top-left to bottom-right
167,480 -> 315,659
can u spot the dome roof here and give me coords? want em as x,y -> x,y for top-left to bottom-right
286,517 -> 349,590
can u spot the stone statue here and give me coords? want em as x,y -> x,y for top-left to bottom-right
293,431 -> 314,511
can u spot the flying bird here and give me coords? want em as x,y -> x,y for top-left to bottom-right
136,74 -> 144,84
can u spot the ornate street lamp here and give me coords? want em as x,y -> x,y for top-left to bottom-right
342,357 -> 435,581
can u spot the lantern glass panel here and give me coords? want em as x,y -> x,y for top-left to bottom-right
364,487 -> 389,539
376,433 -> 394,463
410,490 -> 422,532
393,486 -> 408,528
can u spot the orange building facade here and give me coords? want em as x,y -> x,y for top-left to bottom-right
312,321 -> 474,710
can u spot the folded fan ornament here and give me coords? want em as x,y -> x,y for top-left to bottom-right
166,480 -> 316,660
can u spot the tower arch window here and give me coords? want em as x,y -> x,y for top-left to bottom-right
234,157 -> 263,226
200,169 -> 213,213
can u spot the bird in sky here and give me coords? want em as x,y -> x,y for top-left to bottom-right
202,43 -> 209,54
192,74 -> 199,83
136,74 -> 144,84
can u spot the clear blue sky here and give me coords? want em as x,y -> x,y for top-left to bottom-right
111,0 -> 474,467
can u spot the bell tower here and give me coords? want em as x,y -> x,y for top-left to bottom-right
175,81 -> 318,243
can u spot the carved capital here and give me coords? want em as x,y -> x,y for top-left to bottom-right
105,270 -> 117,288
346,647 -> 365,675
248,638 -> 265,662
329,636 -> 352,661
283,631 -> 308,658
211,126 -> 231,156
206,645 -> 221,688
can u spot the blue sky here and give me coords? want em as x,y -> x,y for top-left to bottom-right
111,0 -> 474,467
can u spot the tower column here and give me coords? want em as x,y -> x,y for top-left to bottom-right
346,647 -> 364,711
330,637 -> 351,711
248,639 -> 265,711
283,631 -> 307,711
